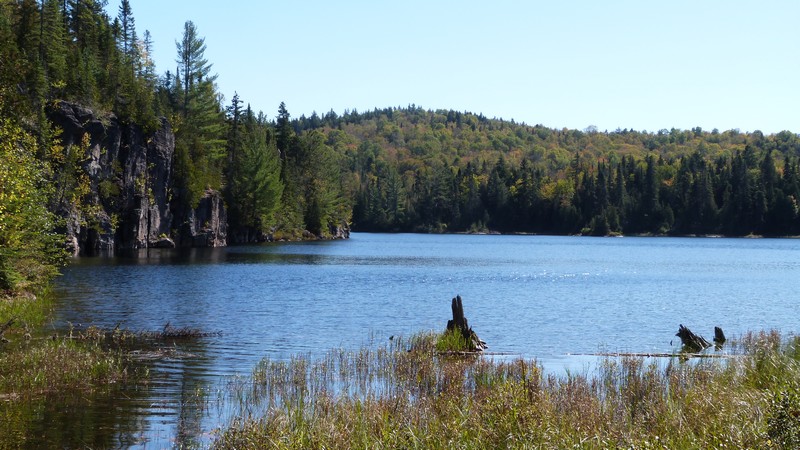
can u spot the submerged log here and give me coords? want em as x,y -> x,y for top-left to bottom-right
676,324 -> 711,352
445,295 -> 486,352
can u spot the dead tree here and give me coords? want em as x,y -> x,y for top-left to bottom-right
676,324 -> 711,352
445,295 -> 486,352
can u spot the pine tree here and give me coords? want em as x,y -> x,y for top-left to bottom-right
226,107 -> 283,231
40,0 -> 68,96
116,0 -> 135,59
176,20 -> 214,116
172,20 -> 226,206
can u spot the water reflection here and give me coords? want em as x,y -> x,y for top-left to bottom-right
0,336 -> 218,448
0,384 -> 149,448
45,233 -> 800,446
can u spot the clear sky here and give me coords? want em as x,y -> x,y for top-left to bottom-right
108,1 -> 799,134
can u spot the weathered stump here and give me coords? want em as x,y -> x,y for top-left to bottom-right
676,324 -> 711,352
713,326 -> 726,349
445,295 -> 486,352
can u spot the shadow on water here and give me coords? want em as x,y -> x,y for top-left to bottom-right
102,246 -> 474,268
106,246 -> 335,266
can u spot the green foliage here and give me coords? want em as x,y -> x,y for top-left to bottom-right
172,20 -> 226,207
0,117 -> 63,293
434,329 -> 470,352
226,104 -> 283,231
768,390 -> 800,449
3,0 -> 800,245
290,107 -> 800,236
276,104 -> 350,237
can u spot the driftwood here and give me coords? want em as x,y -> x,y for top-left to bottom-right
676,324 -> 711,352
576,352 -> 738,359
445,295 -> 486,352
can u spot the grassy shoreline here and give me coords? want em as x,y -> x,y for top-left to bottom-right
213,331 -> 800,449
0,291 -> 135,397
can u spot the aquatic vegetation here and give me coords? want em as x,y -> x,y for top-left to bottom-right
213,331 -> 800,449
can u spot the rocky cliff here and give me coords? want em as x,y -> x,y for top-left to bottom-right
49,101 -> 226,255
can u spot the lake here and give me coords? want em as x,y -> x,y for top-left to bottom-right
43,233 -> 800,447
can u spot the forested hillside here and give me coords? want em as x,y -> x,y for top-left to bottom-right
1,1 -> 799,291
295,107 -> 800,236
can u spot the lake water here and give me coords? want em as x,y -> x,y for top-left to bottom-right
45,233 -> 800,447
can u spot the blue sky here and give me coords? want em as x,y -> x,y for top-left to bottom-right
109,1 -> 799,134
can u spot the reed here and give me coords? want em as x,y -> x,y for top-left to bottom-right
0,336 -> 132,397
0,292 -> 137,401
213,331 -> 800,449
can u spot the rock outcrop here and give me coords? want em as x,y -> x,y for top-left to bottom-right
178,190 -> 227,247
48,101 -> 220,254
48,101 -> 348,254
329,222 -> 351,240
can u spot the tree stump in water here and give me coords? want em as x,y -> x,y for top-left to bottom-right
676,324 -> 711,352
445,295 -> 486,352
713,326 -> 726,349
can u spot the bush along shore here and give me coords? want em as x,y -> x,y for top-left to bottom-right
212,331 -> 800,449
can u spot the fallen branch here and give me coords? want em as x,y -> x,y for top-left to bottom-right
571,352 -> 739,359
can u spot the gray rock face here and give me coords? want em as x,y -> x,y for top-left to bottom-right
117,116 -> 175,251
180,190 -> 227,247
329,223 -> 351,240
48,101 -> 225,254
48,101 -> 347,253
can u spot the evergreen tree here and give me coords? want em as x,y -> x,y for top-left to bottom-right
276,101 -> 293,160
116,0 -> 135,60
176,20 -> 213,116
226,106 -> 283,232
173,20 -> 226,206
40,0 -> 68,96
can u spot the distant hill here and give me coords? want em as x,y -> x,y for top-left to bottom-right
288,106 -> 800,236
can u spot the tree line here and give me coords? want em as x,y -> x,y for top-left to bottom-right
317,107 -> 800,236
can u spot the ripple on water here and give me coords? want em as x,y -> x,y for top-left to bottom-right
50,233 -> 800,447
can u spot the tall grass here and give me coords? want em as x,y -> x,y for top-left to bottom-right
213,331 -> 800,449
0,338 -> 129,395
0,291 -> 136,400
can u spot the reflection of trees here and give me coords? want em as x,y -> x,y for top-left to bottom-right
46,247 -> 226,447
0,382 -> 150,448
126,247 -> 228,265
0,339 -> 216,447
173,347 -> 213,448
